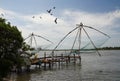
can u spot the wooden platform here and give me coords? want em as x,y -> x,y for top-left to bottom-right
31,53 -> 81,69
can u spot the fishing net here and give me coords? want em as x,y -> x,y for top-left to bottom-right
51,23 -> 110,56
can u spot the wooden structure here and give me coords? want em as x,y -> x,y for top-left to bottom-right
24,22 -> 110,70
30,52 -> 81,70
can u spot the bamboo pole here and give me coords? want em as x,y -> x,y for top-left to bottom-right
44,52 -> 46,70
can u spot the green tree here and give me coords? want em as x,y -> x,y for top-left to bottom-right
22,42 -> 31,51
0,18 -> 23,79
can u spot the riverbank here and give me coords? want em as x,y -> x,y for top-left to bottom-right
39,46 -> 120,51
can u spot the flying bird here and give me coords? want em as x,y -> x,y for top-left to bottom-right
32,16 -> 35,18
53,7 -> 56,9
50,13 -> 53,15
54,18 -> 57,24
47,9 -> 52,13
40,16 -> 42,19
1,13 -> 4,16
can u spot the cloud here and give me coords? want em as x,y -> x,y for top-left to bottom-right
1,8 -> 120,48
62,9 -> 120,29
61,9 -> 120,47
62,9 -> 120,36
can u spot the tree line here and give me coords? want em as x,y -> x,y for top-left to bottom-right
97,47 -> 120,50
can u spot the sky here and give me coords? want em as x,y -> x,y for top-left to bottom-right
0,0 -> 120,49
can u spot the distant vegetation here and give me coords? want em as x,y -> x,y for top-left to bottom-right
97,47 -> 120,50
41,47 -> 120,51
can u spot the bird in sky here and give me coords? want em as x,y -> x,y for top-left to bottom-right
53,7 -> 56,9
47,7 -> 56,16
1,13 -> 4,16
54,18 -> 57,24
40,16 -> 42,19
47,9 -> 52,14
32,16 -> 35,18
50,13 -> 53,15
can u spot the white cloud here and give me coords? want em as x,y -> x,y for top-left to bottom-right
1,8 -> 120,48
62,9 -> 120,37
63,9 -> 120,27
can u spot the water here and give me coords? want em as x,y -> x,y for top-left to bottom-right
14,50 -> 120,81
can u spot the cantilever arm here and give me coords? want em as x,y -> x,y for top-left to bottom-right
83,27 -> 101,56
84,25 -> 110,38
52,27 -> 79,52
24,35 -> 31,41
35,34 -> 53,44
71,28 -> 80,52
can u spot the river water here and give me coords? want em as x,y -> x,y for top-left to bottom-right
13,50 -> 120,81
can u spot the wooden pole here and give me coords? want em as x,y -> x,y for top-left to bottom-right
61,54 -> 63,65
48,61 -> 51,69
74,54 -> 76,64
58,58 -> 60,68
68,55 -> 70,63
66,57 -> 68,66
79,55 -> 81,65
51,51 -> 54,68
44,52 -> 46,70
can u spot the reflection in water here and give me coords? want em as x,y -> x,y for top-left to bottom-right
14,50 -> 120,81
15,72 -> 31,81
